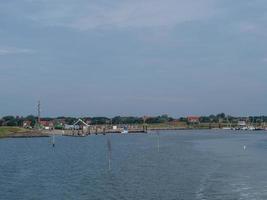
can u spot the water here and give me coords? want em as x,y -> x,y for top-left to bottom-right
1,130 -> 267,200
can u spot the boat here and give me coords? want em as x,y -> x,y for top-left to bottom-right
247,126 -> 256,131
121,129 -> 128,134
222,117 -> 232,130
121,127 -> 129,134
241,126 -> 248,131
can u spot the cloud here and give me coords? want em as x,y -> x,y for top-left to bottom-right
132,95 -> 191,104
20,0 -> 217,30
0,47 -> 34,56
262,57 -> 267,63
238,21 -> 267,37
72,0 -> 216,30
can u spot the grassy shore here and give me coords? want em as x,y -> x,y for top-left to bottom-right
147,122 -> 188,130
0,126 -> 28,138
146,122 -> 242,130
0,126 -> 49,138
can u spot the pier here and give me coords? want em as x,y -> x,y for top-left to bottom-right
54,124 -> 149,137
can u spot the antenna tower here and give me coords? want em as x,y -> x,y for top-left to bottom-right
37,100 -> 41,127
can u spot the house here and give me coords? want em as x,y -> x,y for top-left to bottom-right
64,124 -> 80,130
238,121 -> 246,126
53,119 -> 66,129
85,119 -> 92,125
53,119 -> 65,125
142,116 -> 153,123
73,119 -> 90,132
40,120 -> 54,130
187,116 -> 200,123
22,120 -> 32,128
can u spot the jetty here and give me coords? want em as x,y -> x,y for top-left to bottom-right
60,124 -> 148,137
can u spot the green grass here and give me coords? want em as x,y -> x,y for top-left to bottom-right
0,126 -> 26,138
147,122 -> 187,129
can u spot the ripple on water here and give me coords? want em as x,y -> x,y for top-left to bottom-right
1,131 -> 267,200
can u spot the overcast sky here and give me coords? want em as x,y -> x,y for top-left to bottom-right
1,0 -> 267,117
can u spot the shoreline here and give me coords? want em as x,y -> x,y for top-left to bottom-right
0,127 -> 49,139
1,126 -> 266,139
2,132 -> 50,139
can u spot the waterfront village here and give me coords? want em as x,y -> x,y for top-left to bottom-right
0,113 -> 267,137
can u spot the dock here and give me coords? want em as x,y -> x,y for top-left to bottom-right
53,125 -> 149,137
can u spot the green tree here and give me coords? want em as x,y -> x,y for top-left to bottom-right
3,116 -> 15,121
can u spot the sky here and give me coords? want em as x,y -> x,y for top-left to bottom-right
1,0 -> 267,117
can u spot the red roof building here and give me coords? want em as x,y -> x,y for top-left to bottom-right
187,116 -> 200,123
40,120 -> 54,128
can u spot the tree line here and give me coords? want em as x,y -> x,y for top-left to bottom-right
0,113 -> 267,127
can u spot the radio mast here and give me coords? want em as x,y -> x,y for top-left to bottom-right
37,100 -> 41,128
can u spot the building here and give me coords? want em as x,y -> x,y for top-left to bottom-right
85,119 -> 92,125
53,119 -> 66,129
142,116 -> 151,123
64,124 -> 79,130
187,116 -> 200,123
40,120 -> 54,130
22,120 -> 32,128
238,121 -> 246,126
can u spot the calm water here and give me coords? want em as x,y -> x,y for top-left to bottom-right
1,130 -> 267,200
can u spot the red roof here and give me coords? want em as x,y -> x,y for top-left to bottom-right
187,116 -> 200,120
40,121 -> 53,127
187,116 -> 200,122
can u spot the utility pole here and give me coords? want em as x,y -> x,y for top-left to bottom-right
37,100 -> 41,129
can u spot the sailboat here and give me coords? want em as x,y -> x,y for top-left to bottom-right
247,117 -> 256,131
222,116 -> 232,130
255,117 -> 264,131
247,126 -> 256,131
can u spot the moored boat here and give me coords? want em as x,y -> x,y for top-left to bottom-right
121,127 -> 129,134
248,126 -> 256,131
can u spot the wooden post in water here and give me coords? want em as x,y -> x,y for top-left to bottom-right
103,127 -> 106,135
143,125 -> 148,133
157,130 -> 160,153
107,135 -> 112,170
52,132 -> 55,147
